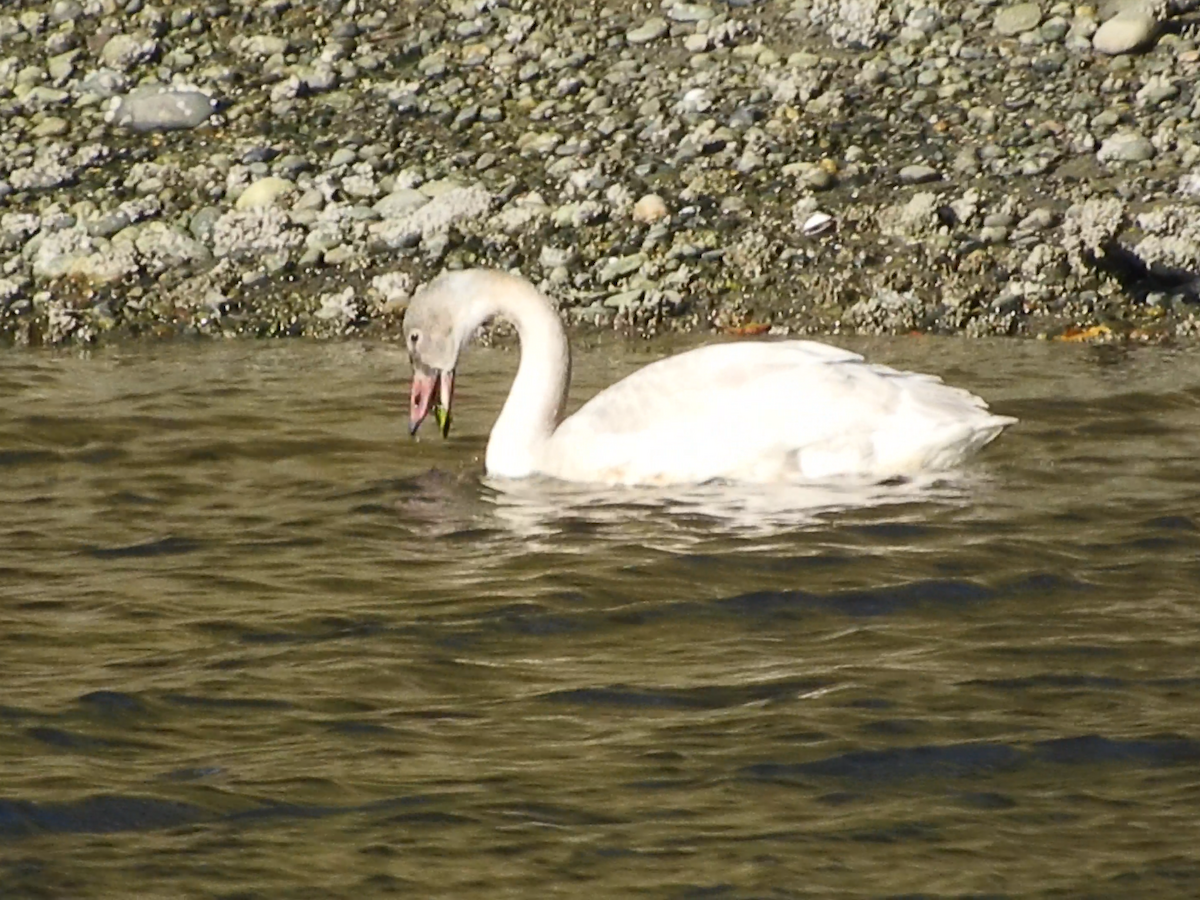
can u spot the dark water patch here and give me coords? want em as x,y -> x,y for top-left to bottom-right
10,598 -> 70,612
472,602 -> 586,638
861,718 -> 924,737
716,578 -> 997,621
0,705 -> 31,723
87,535 -> 201,559
0,795 -> 208,837
329,720 -> 399,738
953,791 -> 1018,810
1129,534 -> 1200,552
78,690 -> 149,716
178,437 -> 378,464
0,449 -> 62,467
799,743 -> 1024,782
744,734 -> 1200,788
965,674 -> 1130,692
223,794 -> 428,827
849,819 -> 940,844
1032,734 -> 1200,767
500,801 -> 624,828
666,885 -> 740,900
542,676 -> 828,712
163,693 -> 292,711
848,521 -> 932,541
193,616 -> 392,646
1078,416 -> 1177,438
742,743 -> 1024,785
816,791 -> 861,806
108,489 -> 163,506
71,446 -> 127,465
0,792 -> 440,839
26,727 -> 152,754
382,810 -> 474,827
846,697 -> 895,709
394,707 -> 485,721
625,777 -> 702,791
160,766 -> 224,782
1145,515 -> 1197,531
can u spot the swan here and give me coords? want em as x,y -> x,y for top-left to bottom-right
403,269 -> 1015,486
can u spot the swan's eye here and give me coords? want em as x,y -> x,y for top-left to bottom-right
408,331 -> 420,350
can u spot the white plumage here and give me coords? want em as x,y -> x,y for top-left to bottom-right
403,269 -> 1015,486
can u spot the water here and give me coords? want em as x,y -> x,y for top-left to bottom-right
2,336 -> 1200,898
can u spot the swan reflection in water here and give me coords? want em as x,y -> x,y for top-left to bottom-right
477,472 -> 983,542
387,466 -> 984,549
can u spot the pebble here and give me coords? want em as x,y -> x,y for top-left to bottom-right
626,18 -> 668,44
1097,130 -> 1156,162
994,3 -> 1044,36
235,177 -> 297,210
1092,9 -> 1158,54
668,4 -> 716,22
632,194 -> 670,224
98,33 -> 160,71
802,212 -> 835,236
105,88 -> 216,132
899,164 -> 941,184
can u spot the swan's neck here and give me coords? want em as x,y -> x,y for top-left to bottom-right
471,275 -> 570,478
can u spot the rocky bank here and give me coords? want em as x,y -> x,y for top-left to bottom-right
1,0 -> 1199,346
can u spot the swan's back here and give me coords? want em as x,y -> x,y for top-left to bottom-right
542,341 -> 1014,486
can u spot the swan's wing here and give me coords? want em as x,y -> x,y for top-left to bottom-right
543,341 -> 1014,485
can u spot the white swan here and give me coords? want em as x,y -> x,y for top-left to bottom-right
403,269 -> 1016,486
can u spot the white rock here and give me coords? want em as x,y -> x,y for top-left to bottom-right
105,87 -> 215,132
626,17 -> 668,44
802,212 -> 835,236
632,194 -> 669,224
235,177 -> 296,211
1093,8 -> 1158,55
1097,130 -> 1156,163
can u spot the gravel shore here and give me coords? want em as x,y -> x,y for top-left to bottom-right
2,0 -> 1199,346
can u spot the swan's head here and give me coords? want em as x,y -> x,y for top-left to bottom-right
403,271 -> 485,438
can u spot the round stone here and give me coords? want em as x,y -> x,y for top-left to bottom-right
235,177 -> 296,210
899,164 -> 941,184
1092,9 -> 1158,55
632,194 -> 669,224
626,17 -> 668,44
1097,130 -> 1156,162
994,3 -> 1044,36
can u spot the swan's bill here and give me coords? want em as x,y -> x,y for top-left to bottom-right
409,365 -> 455,438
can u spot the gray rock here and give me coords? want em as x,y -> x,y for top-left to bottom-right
211,207 -> 302,259
78,68 -> 128,100
369,184 -> 492,249
604,288 -> 646,310
134,222 -> 211,272
373,188 -> 430,218
48,1 -> 84,24
1093,9 -> 1158,54
189,206 -> 223,243
668,3 -> 716,22
899,164 -> 941,184
994,3 -> 1043,35
106,87 -> 215,132
596,253 -> 647,284
98,33 -> 160,71
1097,130 -> 1156,162
552,201 -> 606,228
627,17 -> 668,44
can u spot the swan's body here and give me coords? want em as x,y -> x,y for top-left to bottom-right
403,269 -> 1015,486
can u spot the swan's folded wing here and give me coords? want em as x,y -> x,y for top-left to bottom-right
542,340 -> 1012,485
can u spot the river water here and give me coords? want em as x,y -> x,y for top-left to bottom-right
2,335 -> 1199,898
